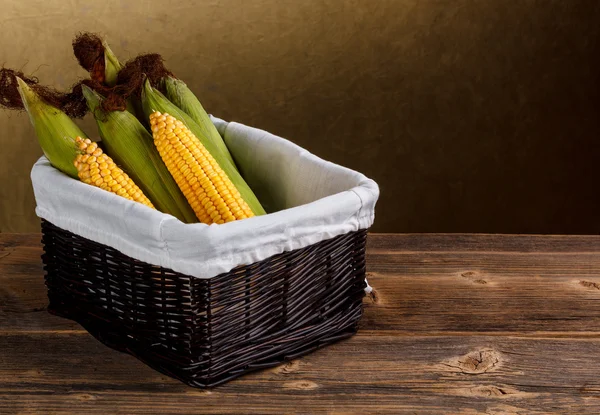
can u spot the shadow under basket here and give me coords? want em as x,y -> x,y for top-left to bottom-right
41,220 -> 368,388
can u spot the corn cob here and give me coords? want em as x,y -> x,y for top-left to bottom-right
82,85 -> 197,223
16,77 -> 85,179
162,76 -> 236,168
73,137 -> 154,207
150,111 -> 254,224
142,80 -> 267,217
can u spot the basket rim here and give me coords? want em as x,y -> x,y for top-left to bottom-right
32,159 -> 377,280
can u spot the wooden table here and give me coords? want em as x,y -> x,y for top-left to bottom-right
1,233 -> 600,414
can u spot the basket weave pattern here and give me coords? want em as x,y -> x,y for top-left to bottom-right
41,220 -> 368,387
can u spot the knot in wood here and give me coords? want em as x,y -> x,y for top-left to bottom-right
443,349 -> 501,374
283,380 -> 319,390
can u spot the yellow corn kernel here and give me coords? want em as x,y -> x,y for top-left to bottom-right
149,111 -> 253,224
73,137 -> 154,208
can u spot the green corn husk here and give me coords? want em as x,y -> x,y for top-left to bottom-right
141,79 -> 267,217
98,39 -> 136,114
102,40 -> 122,87
82,85 -> 198,223
162,76 -> 236,168
17,77 -> 86,179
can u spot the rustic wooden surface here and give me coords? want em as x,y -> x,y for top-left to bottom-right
1,233 -> 600,414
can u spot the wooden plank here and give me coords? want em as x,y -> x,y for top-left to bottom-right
367,233 -> 600,253
361,249 -> 600,334
366,251 -> 600,275
1,334 -> 599,414
0,236 -> 43,278
0,234 -> 41,249
362,278 -> 600,335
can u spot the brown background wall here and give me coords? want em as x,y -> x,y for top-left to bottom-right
1,0 -> 599,233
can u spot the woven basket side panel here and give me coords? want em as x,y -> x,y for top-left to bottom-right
199,231 -> 367,381
41,220 -> 208,363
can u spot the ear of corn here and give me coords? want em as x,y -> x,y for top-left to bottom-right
74,137 -> 154,207
150,111 -> 253,224
162,76 -> 236,168
82,85 -> 198,223
141,80 -> 266,216
16,77 -> 85,179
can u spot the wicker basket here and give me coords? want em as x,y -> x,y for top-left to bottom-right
41,219 -> 368,388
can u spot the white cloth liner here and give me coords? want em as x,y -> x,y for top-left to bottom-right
31,116 -> 379,279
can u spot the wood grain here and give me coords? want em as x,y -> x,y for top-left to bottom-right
2,233 -> 600,414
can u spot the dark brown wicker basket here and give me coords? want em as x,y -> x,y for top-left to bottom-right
40,219 -> 368,388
